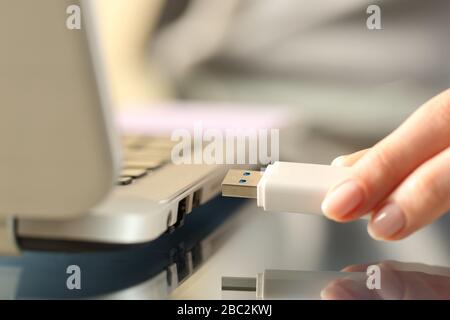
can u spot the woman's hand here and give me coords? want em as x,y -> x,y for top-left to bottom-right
321,89 -> 450,241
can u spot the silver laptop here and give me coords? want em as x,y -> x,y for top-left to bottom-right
0,0 -> 242,255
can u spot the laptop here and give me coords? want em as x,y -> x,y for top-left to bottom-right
0,196 -> 246,299
0,0 -> 281,255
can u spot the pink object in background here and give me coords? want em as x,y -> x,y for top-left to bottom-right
116,102 -> 291,135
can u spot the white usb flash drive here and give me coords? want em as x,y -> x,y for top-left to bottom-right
222,161 -> 352,215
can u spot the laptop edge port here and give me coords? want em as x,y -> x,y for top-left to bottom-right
175,194 -> 193,227
192,189 -> 202,209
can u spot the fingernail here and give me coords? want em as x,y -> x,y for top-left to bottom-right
368,203 -> 406,240
321,180 -> 364,219
331,156 -> 346,166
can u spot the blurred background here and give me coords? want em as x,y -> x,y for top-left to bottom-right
96,0 -> 450,162
92,0 -> 450,298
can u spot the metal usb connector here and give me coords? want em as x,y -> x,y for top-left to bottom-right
221,170 -> 262,199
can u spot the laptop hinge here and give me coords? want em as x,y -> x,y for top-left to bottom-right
0,217 -> 21,256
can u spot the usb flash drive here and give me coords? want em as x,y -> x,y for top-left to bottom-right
222,161 -> 353,215
222,269 -> 365,299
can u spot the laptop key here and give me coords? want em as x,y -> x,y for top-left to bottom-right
121,136 -> 141,147
124,160 -> 164,170
126,149 -> 170,157
121,168 -> 148,179
124,153 -> 170,163
117,176 -> 133,186
147,138 -> 177,149
121,135 -> 171,176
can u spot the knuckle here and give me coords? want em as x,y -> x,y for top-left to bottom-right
409,172 -> 445,207
369,148 -> 398,179
356,147 -> 398,196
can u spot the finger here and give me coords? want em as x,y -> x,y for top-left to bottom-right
411,273 -> 450,299
340,264 -> 369,272
379,269 -> 450,300
331,149 -> 370,167
320,278 -> 378,300
377,260 -> 450,299
324,263 -> 450,300
322,89 -> 450,222
368,146 -> 450,240
343,262 -> 402,300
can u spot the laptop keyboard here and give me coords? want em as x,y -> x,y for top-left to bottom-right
118,136 -> 175,186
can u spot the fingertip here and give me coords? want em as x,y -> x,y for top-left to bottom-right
367,226 -> 384,241
340,264 -> 368,272
321,180 -> 365,221
331,156 -> 347,167
320,282 -> 355,300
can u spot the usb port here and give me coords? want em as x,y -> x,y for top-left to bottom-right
175,194 -> 193,227
192,189 -> 202,209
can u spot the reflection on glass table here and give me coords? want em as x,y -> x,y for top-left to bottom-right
221,261 -> 450,300
321,260 -> 450,300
